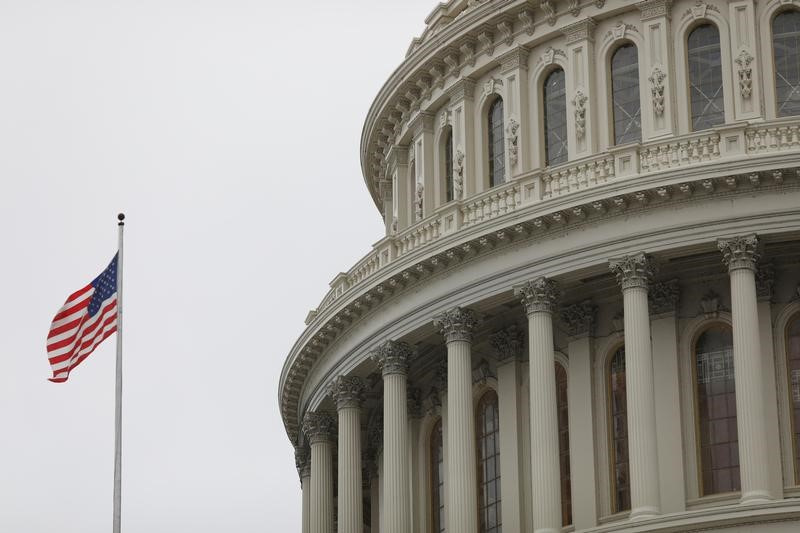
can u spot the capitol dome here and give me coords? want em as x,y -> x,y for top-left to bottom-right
280,1 -> 800,532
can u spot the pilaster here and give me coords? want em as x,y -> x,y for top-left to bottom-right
386,145 -> 410,232
499,47 -> 530,177
447,79 -> 476,198
562,18 -> 597,160
410,113 -> 436,219
637,0 -> 676,140
728,0 -> 761,121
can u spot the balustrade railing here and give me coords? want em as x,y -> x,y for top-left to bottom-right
639,131 -> 720,173
542,155 -> 615,199
746,123 -> 800,153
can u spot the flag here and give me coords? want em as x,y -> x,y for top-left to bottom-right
46,254 -> 119,383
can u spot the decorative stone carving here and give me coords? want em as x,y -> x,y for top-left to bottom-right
611,311 -> 625,332
454,147 -> 465,200
443,54 -> 460,77
718,234 -> 759,272
649,279 -> 680,315
519,10 -> 535,35
563,18 -> 597,44
483,78 -> 502,97
460,42 -> 476,67
478,31 -> 494,56
294,445 -> 311,479
407,387 -> 422,418
434,306 -> 480,343
497,21 -> 513,45
489,325 -> 524,362
691,0 -> 707,19
540,46 -> 565,66
756,263 -> 775,302
572,90 -> 588,139
302,411 -> 337,444
735,48 -> 754,99
328,375 -> 366,410
414,182 -> 424,221
649,66 -> 667,117
568,0 -> 581,17
609,252 -> 655,291
472,359 -> 495,385
440,109 -> 450,128
507,117 -> 520,166
699,290 -> 722,318
391,216 -> 398,234
638,0 -> 672,21
595,0 -> 606,7
541,0 -> 557,26
515,277 -> 559,314
369,340 -> 413,376
560,300 -> 596,337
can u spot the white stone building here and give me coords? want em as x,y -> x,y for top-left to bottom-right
278,1 -> 800,531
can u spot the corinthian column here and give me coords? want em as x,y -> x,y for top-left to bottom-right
330,376 -> 366,533
433,307 -> 479,533
718,235 -> 773,503
295,446 -> 312,533
515,278 -> 562,533
609,253 -> 660,518
370,341 -> 413,533
302,411 -> 337,533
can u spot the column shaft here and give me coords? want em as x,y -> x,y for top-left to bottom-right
528,310 -> 562,533
301,475 -> 311,533
384,372 -> 410,533
310,440 -> 334,533
337,406 -> 363,533
622,285 -> 661,518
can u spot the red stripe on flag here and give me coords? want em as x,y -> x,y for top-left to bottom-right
65,284 -> 93,303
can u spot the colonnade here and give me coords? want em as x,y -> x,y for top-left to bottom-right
295,234 -> 772,533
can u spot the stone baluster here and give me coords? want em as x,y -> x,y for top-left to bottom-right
717,235 -> 773,503
294,446 -> 312,533
609,253 -> 661,518
370,341 -> 413,533
302,411 -> 337,533
434,307 -> 480,533
515,278 -> 562,533
330,376 -> 367,533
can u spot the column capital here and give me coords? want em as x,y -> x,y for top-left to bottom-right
369,340 -> 413,376
302,411 -> 337,445
328,375 -> 366,411
649,279 -> 680,316
295,445 -> 311,480
515,277 -> 559,315
609,252 -> 656,291
434,306 -> 480,343
489,325 -> 525,363
560,299 -> 596,338
718,234 -> 760,273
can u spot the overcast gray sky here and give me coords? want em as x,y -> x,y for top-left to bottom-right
0,1 -> 433,530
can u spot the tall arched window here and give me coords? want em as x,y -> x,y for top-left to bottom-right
694,324 -> 739,495
487,98 -> 505,188
556,363 -> 572,525
687,24 -> 725,130
608,346 -> 630,513
476,390 -> 501,533
431,418 -> 445,532
544,68 -> 568,166
773,10 -> 800,117
786,314 -> 800,483
444,128 -> 454,202
611,44 -> 641,145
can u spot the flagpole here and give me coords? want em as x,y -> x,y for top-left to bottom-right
113,213 -> 124,533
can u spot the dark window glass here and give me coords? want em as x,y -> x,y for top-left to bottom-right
773,10 -> 800,116
556,363 -> 572,525
477,390 -> 501,533
444,129 -> 454,202
431,418 -> 445,533
609,347 -> 630,513
786,315 -> 800,483
695,325 -> 740,495
611,44 -> 642,145
688,24 -> 725,130
544,68 -> 568,166
488,98 -> 505,187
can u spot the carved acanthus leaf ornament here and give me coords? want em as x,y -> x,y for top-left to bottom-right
609,252 -> 655,291
434,307 -> 480,343
370,340 -> 413,376
328,375 -> 366,410
302,411 -> 337,444
515,277 -> 559,314
718,234 -> 759,272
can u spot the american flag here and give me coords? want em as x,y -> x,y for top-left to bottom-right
46,254 -> 119,383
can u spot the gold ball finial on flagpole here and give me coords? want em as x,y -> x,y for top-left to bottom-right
117,213 -> 125,226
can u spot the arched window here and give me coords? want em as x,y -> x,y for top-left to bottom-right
687,24 -> 725,131
694,324 -> 739,495
556,363 -> 572,525
608,346 -> 630,513
476,390 -> 501,533
544,68 -> 568,166
444,129 -> 454,202
430,418 -> 445,532
786,314 -> 800,483
487,98 -> 505,187
611,44 -> 641,145
773,10 -> 800,117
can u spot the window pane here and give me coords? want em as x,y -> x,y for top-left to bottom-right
611,44 -> 641,145
444,130 -> 454,202
544,69 -> 568,166
556,363 -> 572,525
487,99 -> 505,187
774,11 -> 800,116
695,325 -> 740,495
609,347 -> 630,513
477,390 -> 501,533
430,419 -> 445,532
688,24 -> 725,130
787,314 -> 800,482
